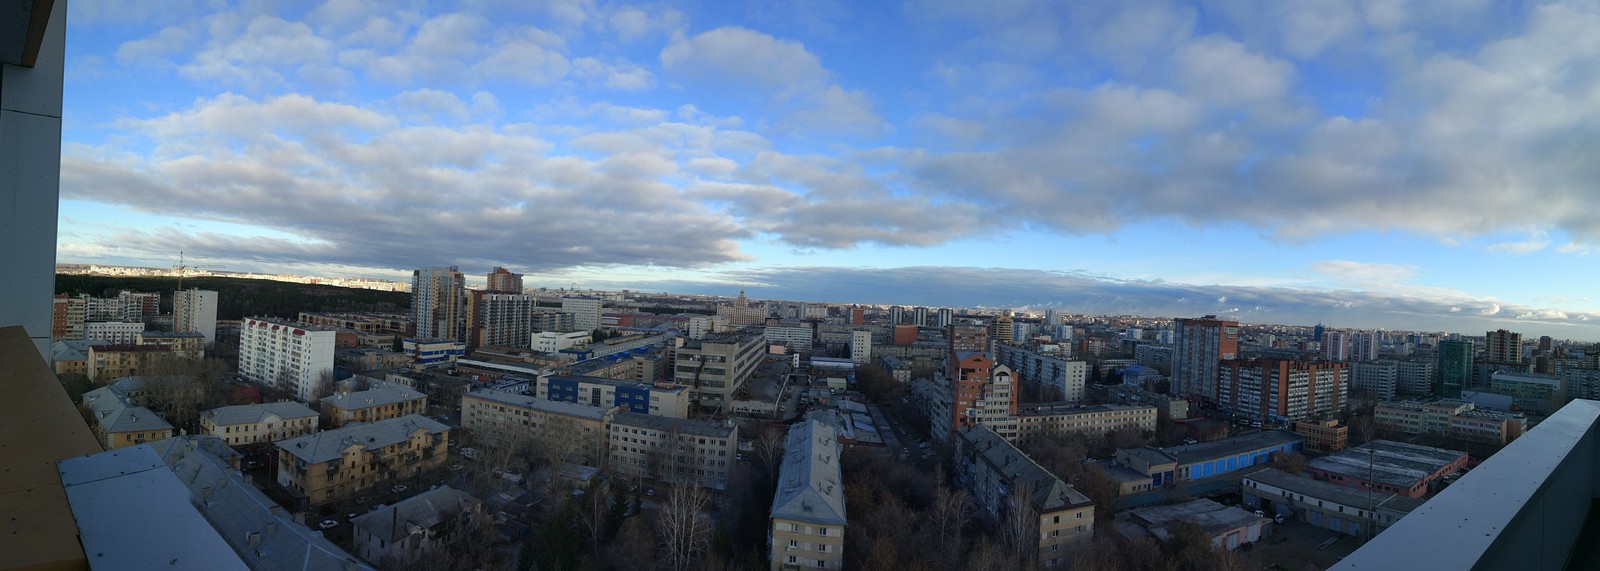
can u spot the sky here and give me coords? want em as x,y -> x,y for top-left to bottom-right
56,0 -> 1600,340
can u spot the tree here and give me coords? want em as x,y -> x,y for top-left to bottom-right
573,478 -> 611,557
656,484 -> 712,571
1003,479 -> 1039,566
1273,451 -> 1308,475
392,335 -> 404,353
309,369 -> 339,401
1076,463 -> 1121,526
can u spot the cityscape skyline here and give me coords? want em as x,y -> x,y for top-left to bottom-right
55,1 -> 1600,339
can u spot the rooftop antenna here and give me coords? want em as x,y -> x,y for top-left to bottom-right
174,251 -> 225,291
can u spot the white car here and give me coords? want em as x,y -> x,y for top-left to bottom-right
317,519 -> 338,530
392,484 -> 408,493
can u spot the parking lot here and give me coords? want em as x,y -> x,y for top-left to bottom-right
1240,520 -> 1363,570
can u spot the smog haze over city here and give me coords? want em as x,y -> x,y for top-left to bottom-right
57,0 -> 1600,338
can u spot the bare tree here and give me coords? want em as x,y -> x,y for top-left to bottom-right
656,483 -> 712,571
929,471 -> 973,544
751,423 -> 787,481
309,369 -> 339,401
1003,479 -> 1040,567
573,479 -> 612,557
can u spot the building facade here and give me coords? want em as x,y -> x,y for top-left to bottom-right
561,297 -> 603,332
995,344 -> 1088,402
460,390 -> 614,466
172,288 -> 218,347
1219,359 -> 1348,423
953,425 -> 1094,568
80,385 -> 174,450
537,374 -> 692,418
320,385 -> 429,428
467,292 -> 571,349
52,294 -> 86,340
486,266 -> 523,293
769,420 -> 846,570
412,267 -> 467,342
239,317 -> 337,402
352,485 -> 485,568
200,402 -> 320,447
1016,403 -> 1157,441
83,320 -> 144,344
607,412 -> 738,490
1436,340 -> 1472,398
1172,316 -> 1240,401
674,331 -> 764,413
946,352 -> 1019,441
275,415 -> 451,505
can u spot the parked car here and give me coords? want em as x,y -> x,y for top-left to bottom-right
317,519 -> 338,530
392,484 -> 408,493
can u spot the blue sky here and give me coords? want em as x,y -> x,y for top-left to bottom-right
56,0 -> 1600,339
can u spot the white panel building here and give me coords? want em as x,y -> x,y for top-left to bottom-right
172,288 -> 218,347
84,321 -> 145,345
238,317 -> 336,402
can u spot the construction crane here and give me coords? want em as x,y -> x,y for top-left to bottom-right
174,251 -> 225,291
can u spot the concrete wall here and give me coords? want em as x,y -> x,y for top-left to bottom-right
0,0 -> 65,360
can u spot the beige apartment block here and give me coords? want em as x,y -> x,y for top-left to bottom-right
608,412 -> 738,490
320,385 -> 428,428
200,401 -> 320,447
769,419 -> 846,570
275,415 -> 450,505
459,389 -> 615,466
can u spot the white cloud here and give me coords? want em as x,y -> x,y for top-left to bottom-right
1486,232 -> 1551,255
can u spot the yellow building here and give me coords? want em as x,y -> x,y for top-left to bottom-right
200,402 -> 320,447
769,419 -> 846,570
80,385 -> 173,450
136,331 -> 207,360
320,385 -> 428,428
1292,418 -> 1349,453
275,414 -> 450,506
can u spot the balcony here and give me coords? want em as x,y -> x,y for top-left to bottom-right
1332,399 -> 1600,571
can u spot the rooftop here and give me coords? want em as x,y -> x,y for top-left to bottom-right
611,411 -> 735,438
1131,498 -> 1265,539
770,419 -> 847,526
57,436 -> 371,570
463,389 -> 615,420
202,401 -> 319,426
321,385 -> 427,410
277,415 -> 449,464
958,424 -> 1092,512
81,385 -> 172,434
1019,402 -> 1157,417
1306,439 -> 1465,489
351,485 -> 481,544
1159,430 -> 1303,465
1245,468 -> 1425,515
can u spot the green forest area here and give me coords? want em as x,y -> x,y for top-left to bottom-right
55,274 -> 410,320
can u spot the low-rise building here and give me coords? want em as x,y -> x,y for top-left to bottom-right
275,415 -> 451,505
876,354 -> 911,383
1121,498 -> 1268,550
51,339 -> 98,377
335,347 -> 411,373
1305,440 -> 1467,499
460,390 -> 615,466
83,320 -> 145,344
200,401 -> 320,447
403,338 -> 466,367
953,424 -> 1094,568
536,374 -> 692,418
86,343 -> 186,383
1113,430 -> 1304,486
1016,403 -> 1158,441
532,330 -> 591,353
320,385 -> 429,428
1292,419 -> 1349,453
1375,399 -> 1526,444
1243,468 -> 1424,537
135,331 -> 206,361
80,385 -> 174,450
351,485 -> 486,567
607,412 -> 738,490
769,420 -> 846,570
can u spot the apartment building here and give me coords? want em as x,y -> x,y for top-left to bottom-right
84,320 -> 145,344
1172,316 -> 1239,401
561,297 -> 603,332
945,352 -> 1019,442
86,343 -> 188,382
769,420 -> 846,570
1293,419 -> 1350,453
536,374 -> 692,418
413,267 -> 468,342
351,485 -> 485,568
674,331 -> 764,413
200,402 -> 320,447
460,389 -> 615,466
297,312 -> 410,335
80,385 -> 174,450
320,385 -> 428,428
137,331 -> 206,361
1218,359 -> 1347,423
467,291 -> 570,349
51,294 -> 85,340
172,288 -> 218,346
953,425 -> 1094,568
1375,399 -> 1526,444
275,415 -> 451,505
1016,403 -> 1157,441
995,344 -> 1089,402
765,325 -> 815,354
239,317 -> 336,402
607,412 -> 738,490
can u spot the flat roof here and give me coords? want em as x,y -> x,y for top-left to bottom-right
1132,498 -> 1264,537
1246,468 -> 1425,516
1159,430 -> 1303,465
1306,440 -> 1465,489
58,445 -> 246,570
462,389 -> 614,420
611,411 -> 735,438
1019,402 -> 1157,417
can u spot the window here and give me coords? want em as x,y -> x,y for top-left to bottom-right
789,540 -> 798,548
818,544 -> 829,553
